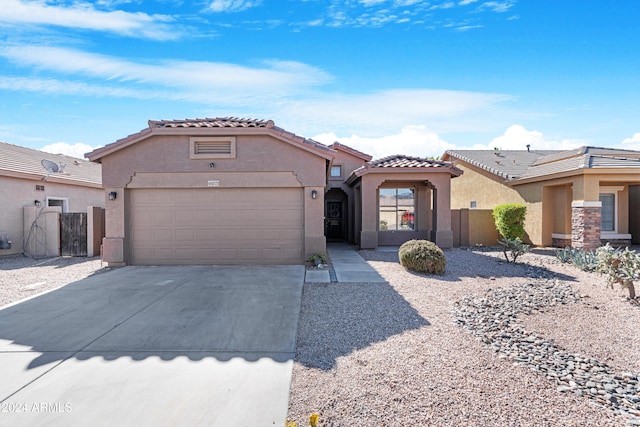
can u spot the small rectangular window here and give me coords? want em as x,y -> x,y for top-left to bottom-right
470,201 -> 477,209
330,165 -> 342,178
190,137 -> 236,159
599,193 -> 615,232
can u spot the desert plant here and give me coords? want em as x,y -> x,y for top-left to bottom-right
307,253 -> 327,266
554,246 -> 573,263
554,246 -> 598,272
398,239 -> 446,274
492,203 -> 527,240
595,243 -> 639,299
498,237 -> 530,263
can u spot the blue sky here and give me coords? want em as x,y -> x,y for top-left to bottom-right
0,0 -> 639,159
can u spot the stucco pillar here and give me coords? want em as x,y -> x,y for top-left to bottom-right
429,176 -> 453,249
102,187 -> 126,266
571,201 -> 601,250
304,186 -> 326,258
359,178 -> 379,249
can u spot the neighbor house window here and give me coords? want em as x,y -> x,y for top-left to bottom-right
470,200 -> 477,209
599,193 -> 615,232
379,188 -> 415,230
330,165 -> 342,178
190,137 -> 236,159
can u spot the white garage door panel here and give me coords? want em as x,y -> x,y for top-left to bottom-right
130,188 -> 304,265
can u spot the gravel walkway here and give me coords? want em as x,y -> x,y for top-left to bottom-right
288,248 -> 639,426
0,254 -> 112,307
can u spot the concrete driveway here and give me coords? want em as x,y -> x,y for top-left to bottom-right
0,265 -> 304,426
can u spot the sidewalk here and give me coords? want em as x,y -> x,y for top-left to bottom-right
304,243 -> 386,283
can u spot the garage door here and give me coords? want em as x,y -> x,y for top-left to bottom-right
129,188 -> 304,265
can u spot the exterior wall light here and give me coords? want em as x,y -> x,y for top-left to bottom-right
109,191 -> 117,201
311,190 -> 318,199
34,200 -> 41,207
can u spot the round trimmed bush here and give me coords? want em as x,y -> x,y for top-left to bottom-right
398,239 -> 446,275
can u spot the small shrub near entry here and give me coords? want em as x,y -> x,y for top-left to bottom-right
398,239 -> 446,275
498,237 -> 530,263
492,203 -> 527,240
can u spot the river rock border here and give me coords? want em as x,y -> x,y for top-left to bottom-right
452,278 -> 640,424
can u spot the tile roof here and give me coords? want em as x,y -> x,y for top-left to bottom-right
149,117 -> 275,129
533,146 -> 640,166
444,149 -> 562,180
347,154 -> 463,183
515,154 -> 640,182
369,154 -> 458,169
0,141 -> 102,186
87,117 -> 334,161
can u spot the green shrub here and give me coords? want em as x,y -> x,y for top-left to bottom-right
398,240 -> 446,275
492,203 -> 527,240
498,237 -> 530,263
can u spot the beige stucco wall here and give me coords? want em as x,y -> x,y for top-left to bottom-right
327,149 -> 368,243
0,175 -> 104,256
99,133 -> 329,265
357,171 -> 454,249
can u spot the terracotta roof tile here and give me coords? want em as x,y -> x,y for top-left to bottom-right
149,117 -> 274,129
369,154 -> 453,169
329,142 -> 372,161
87,117 -> 334,161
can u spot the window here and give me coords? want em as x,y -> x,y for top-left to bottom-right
330,165 -> 342,178
46,197 -> 69,213
599,193 -> 615,232
190,137 -> 236,159
470,200 -> 477,209
379,188 -> 415,230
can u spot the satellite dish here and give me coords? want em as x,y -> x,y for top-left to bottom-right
41,159 -> 59,173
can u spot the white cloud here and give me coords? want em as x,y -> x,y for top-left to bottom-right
276,89 -> 515,137
313,125 -> 454,159
41,142 -> 97,159
0,0 -> 179,40
207,0 -> 262,12
621,132 -> 640,150
482,124 -> 585,151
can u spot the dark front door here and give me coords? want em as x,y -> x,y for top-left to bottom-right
325,201 -> 344,240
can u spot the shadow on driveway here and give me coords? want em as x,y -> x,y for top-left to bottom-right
0,265 -> 304,425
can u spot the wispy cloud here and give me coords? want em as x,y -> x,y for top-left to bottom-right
0,45 -> 332,103
206,0 -> 262,13
0,0 -> 179,40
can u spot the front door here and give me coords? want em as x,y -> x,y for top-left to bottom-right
325,201 -> 344,240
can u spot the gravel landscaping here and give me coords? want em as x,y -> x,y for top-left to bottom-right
288,247 -> 640,426
3,249 -> 639,425
0,254 -> 112,307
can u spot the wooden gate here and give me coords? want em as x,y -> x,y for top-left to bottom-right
60,212 -> 87,256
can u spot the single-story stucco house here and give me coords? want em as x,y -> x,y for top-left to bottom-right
87,117 -> 462,266
0,141 -> 104,257
443,146 -> 640,249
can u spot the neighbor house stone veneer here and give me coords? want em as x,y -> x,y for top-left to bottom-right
571,201 -> 601,250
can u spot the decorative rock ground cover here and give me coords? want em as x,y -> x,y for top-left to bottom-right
453,276 -> 640,425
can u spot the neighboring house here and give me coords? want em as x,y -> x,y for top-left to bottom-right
0,141 -> 104,257
87,117 -> 462,266
443,146 -> 640,249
